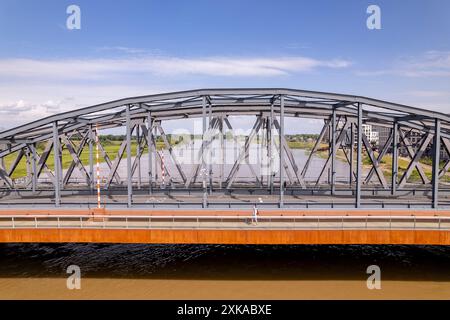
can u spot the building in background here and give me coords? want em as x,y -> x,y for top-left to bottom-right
372,125 -> 391,150
362,124 -> 379,147
324,122 -> 448,161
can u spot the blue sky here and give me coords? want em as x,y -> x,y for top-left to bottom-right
0,0 -> 449,133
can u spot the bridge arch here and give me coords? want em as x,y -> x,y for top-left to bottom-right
0,88 -> 449,209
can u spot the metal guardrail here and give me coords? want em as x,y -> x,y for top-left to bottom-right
0,201 -> 449,210
0,215 -> 449,231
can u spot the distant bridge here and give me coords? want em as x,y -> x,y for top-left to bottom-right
0,88 -> 449,244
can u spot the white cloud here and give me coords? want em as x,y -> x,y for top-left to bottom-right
0,83 -> 181,130
0,55 -> 351,80
356,51 -> 450,78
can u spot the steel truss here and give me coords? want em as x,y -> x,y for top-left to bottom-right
0,88 -> 449,209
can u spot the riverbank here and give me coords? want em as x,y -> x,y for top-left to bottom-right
2,277 -> 449,299
293,141 -> 450,184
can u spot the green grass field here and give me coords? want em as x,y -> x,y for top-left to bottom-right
4,140 -> 166,179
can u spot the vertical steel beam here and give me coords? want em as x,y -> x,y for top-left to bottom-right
89,125 -> 94,191
31,142 -> 37,193
147,112 -> 153,194
136,123 -> 141,189
52,121 -> 61,206
350,122 -> 355,186
391,122 -> 398,195
432,118 -> 441,209
25,147 -> 31,186
257,116 -> 261,185
260,118 -> 265,185
208,100 -> 213,193
327,121 -> 332,184
59,142 -> 63,189
331,108 -> 337,194
219,116 -> 225,189
279,95 -> 285,208
154,126 -> 158,183
269,102 -> 274,194
202,96 -> 207,208
356,103 -> 363,208
126,105 -> 132,207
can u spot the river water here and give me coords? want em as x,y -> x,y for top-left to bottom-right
0,243 -> 449,299
76,142 -> 352,184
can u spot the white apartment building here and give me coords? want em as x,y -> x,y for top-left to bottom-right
362,124 -> 379,145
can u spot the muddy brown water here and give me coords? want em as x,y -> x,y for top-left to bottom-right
0,244 -> 449,299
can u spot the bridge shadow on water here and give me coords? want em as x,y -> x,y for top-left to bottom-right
0,243 -> 449,282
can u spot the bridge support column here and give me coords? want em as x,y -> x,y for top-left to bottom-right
30,143 -> 37,193
279,95 -> 284,208
269,102 -> 274,194
208,99 -> 213,194
391,122 -> 398,196
24,147 -> 30,187
202,96 -> 208,208
327,121 -> 332,184
432,118 -> 441,209
350,122 -> 355,186
257,117 -> 261,185
89,125 -> 94,192
126,105 -> 133,208
219,116 -> 225,189
331,108 -> 337,195
356,103 -> 363,208
154,126 -> 158,183
147,112 -> 153,194
136,123 -> 141,189
52,121 -> 61,207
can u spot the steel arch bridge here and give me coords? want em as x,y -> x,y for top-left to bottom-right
0,88 -> 449,210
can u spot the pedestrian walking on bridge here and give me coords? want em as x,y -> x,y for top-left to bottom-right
252,205 -> 259,225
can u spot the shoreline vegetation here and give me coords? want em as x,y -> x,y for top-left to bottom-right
2,134 -> 449,183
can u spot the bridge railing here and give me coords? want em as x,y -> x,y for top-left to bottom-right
0,215 -> 449,231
